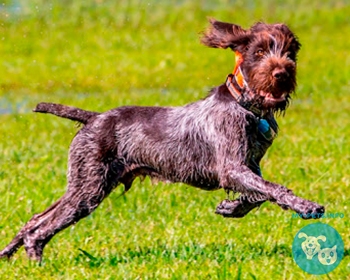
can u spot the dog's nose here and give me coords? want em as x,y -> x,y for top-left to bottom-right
273,69 -> 289,80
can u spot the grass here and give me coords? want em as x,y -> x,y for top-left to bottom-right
0,0 -> 349,279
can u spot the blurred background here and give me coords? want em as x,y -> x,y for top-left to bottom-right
1,1 -> 349,110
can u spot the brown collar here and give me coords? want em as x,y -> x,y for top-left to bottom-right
226,51 -> 262,116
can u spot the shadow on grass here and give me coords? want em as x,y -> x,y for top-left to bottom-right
75,242 -> 291,268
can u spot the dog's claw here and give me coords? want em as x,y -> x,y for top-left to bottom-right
298,204 -> 325,219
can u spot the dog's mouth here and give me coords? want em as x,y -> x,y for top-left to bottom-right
253,89 -> 291,111
259,90 -> 287,103
226,73 -> 291,113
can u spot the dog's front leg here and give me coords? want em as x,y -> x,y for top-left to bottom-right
220,165 -> 325,219
216,168 -> 266,218
215,195 -> 265,218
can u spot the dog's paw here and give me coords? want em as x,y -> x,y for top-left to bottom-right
0,249 -> 11,260
297,202 -> 325,219
215,199 -> 243,218
215,199 -> 260,218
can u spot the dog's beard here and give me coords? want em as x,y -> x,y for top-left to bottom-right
240,91 -> 291,113
243,58 -> 296,112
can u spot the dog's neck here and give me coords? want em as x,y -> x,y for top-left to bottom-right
226,52 -> 264,117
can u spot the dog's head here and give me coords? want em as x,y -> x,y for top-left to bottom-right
201,19 -> 301,112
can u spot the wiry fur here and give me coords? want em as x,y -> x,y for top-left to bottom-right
0,19 -> 324,262
202,19 -> 300,112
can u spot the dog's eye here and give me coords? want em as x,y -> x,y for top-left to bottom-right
255,49 -> 264,56
286,51 -> 295,60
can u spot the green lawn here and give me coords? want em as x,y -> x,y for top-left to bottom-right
0,1 -> 349,279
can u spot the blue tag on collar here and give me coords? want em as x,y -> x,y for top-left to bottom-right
258,119 -> 270,134
258,119 -> 275,140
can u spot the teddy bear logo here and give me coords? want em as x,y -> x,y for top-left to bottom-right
298,232 -> 338,265
292,223 -> 344,275
298,232 -> 326,260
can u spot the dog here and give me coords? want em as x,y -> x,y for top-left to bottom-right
0,19 -> 325,262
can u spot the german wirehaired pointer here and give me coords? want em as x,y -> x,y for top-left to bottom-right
0,19 -> 325,262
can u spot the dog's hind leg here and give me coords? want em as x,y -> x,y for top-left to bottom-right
0,197 -> 67,261
0,229 -> 24,260
22,188 -> 109,261
0,132 -> 122,261
0,165 -> 119,262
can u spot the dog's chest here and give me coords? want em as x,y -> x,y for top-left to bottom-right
247,117 -> 278,176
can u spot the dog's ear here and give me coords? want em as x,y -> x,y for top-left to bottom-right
201,19 -> 250,52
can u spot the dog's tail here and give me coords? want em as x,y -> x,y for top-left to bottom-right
33,102 -> 99,124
